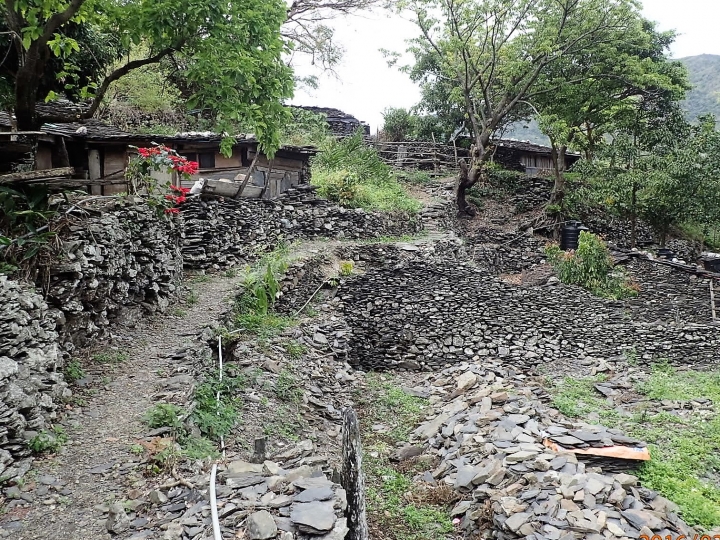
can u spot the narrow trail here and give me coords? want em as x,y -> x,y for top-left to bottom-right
15,274 -> 242,540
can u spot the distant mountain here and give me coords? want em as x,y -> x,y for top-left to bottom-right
679,54 -> 720,121
470,55 -> 720,147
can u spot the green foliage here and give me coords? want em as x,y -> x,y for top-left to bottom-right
144,403 -> 185,431
104,43 -> 181,113
0,185 -> 57,270
282,108 -> 329,147
28,426 -> 67,454
550,366 -> 720,528
233,250 -> 294,339
381,107 -> 417,141
63,360 -> 85,383
191,374 -> 246,439
545,232 -> 639,300
283,340 -> 307,359
92,350 -> 129,364
5,0 -> 293,153
274,369 -> 302,403
312,132 -> 421,214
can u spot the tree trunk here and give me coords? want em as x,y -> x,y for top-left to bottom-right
549,143 -> 567,206
14,43 -> 48,131
456,159 -> 482,217
630,182 -> 638,248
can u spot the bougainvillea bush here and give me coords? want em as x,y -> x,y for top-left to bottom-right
126,145 -> 198,216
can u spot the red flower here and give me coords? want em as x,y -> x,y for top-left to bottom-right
164,207 -> 180,214
165,194 -> 174,200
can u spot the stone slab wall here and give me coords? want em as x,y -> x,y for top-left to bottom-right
47,200 -> 183,352
181,187 -> 423,270
0,276 -> 68,480
339,258 -> 720,372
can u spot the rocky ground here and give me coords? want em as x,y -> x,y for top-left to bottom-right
2,175 -> 720,540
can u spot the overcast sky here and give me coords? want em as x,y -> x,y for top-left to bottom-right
290,0 -> 720,132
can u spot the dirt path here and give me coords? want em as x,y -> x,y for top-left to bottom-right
12,274 -> 242,540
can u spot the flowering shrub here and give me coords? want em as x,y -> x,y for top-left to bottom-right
125,144 -> 199,217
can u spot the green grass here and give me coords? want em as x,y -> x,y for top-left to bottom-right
274,369 -> 303,403
356,374 -> 453,540
92,351 -> 129,364
283,340 -> 307,359
262,405 -> 303,441
311,132 -> 422,215
186,289 -> 199,306
550,364 -> 720,529
188,274 -> 211,283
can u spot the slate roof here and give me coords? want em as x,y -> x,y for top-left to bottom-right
0,111 -> 316,156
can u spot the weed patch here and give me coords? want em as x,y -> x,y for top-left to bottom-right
549,365 -> 720,529
92,350 -> 129,364
356,374 -> 453,540
283,340 -> 307,359
29,426 -> 67,454
186,289 -> 199,306
311,132 -> 421,214
63,360 -> 85,383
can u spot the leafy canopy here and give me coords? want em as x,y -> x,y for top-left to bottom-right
2,0 -> 294,154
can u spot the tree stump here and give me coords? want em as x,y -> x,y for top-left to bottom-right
340,407 -> 369,540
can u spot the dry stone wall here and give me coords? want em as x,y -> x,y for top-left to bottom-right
338,257 -> 720,372
181,187 -> 422,270
0,276 -> 68,480
47,200 -> 183,351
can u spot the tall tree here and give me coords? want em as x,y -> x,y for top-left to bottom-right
533,19 -> 689,206
1,0 -> 293,152
399,0 -> 647,215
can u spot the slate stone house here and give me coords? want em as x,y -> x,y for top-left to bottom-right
492,139 -> 582,176
294,105 -> 370,137
0,114 -> 316,197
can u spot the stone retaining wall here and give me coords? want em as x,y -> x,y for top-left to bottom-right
48,200 -> 183,352
0,276 -> 68,480
181,187 -> 422,270
339,258 -> 720,372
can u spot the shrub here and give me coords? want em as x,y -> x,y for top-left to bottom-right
545,231 -> 639,300
311,132 -> 421,214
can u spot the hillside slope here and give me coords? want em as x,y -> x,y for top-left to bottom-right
680,54 -> 720,120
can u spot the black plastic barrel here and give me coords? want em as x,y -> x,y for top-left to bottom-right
703,258 -> 720,273
560,221 -> 581,251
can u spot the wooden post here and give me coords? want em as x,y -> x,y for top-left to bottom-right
711,280 -> 717,322
234,151 -> 260,199
259,160 -> 274,200
341,408 -> 369,540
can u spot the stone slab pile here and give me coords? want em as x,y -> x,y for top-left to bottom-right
408,361 -> 696,540
0,276 -> 69,480
338,258 -> 720,372
181,191 -> 422,270
48,200 -> 183,350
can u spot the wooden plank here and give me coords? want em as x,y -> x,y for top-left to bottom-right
0,167 -> 74,184
88,149 -> 102,195
341,408 -> 369,540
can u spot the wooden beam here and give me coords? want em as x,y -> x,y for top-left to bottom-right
0,167 -> 74,184
234,152 -> 260,199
